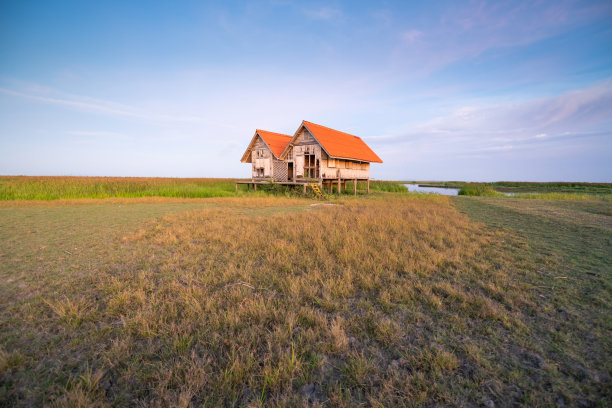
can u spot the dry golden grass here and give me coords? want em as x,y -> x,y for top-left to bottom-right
1,195 -> 610,406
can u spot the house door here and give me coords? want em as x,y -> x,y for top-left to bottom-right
288,162 -> 293,180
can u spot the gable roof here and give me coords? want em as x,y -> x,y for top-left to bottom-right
282,121 -> 382,163
258,130 -> 292,158
240,129 -> 292,162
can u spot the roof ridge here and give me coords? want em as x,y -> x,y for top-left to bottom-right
303,120 -> 362,139
300,120 -> 382,163
257,129 -> 292,137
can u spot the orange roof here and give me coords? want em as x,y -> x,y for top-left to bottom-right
301,121 -> 382,163
256,129 -> 292,158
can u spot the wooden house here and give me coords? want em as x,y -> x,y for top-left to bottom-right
240,129 -> 292,181
239,121 -> 382,194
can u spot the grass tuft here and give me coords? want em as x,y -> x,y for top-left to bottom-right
458,183 -> 502,196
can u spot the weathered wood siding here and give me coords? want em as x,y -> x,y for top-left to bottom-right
248,127 -> 372,181
249,136 -> 290,181
251,136 -> 273,179
288,127 -> 371,180
320,154 -> 370,179
289,129 -> 321,179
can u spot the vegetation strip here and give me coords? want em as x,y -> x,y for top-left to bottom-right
0,176 -> 406,200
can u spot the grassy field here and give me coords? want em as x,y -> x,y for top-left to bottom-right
0,176 -> 405,200
491,181 -> 612,195
1,192 -> 610,407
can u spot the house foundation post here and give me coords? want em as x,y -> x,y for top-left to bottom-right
254,183 -> 257,191
303,183 -> 307,195
367,179 -> 370,194
354,178 -> 357,196
235,183 -> 238,194
337,178 -> 341,194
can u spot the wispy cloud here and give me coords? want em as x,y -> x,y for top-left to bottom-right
0,86 -> 204,123
67,130 -> 125,138
373,80 -> 612,158
390,1 -> 612,75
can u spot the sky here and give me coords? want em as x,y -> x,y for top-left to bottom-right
1,0 -> 611,181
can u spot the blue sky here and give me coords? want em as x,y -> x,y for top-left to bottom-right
1,0 -> 611,181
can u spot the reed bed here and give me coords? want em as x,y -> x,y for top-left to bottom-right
0,176 -> 239,200
0,176 -> 407,200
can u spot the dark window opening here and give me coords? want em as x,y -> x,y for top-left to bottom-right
304,153 -> 319,178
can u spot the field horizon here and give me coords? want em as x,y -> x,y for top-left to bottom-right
0,179 -> 610,406
1,176 -> 611,201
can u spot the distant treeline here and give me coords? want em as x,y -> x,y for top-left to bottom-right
491,181 -> 612,194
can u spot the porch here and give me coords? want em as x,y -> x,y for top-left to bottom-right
235,178 -> 371,195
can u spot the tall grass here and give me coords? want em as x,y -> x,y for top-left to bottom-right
0,176 -> 410,200
342,180 -> 408,193
0,176 -> 241,200
458,183 -> 502,197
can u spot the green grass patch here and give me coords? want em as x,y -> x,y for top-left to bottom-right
458,183 -> 502,196
491,181 -> 612,195
0,176 -> 241,200
0,176 -> 411,200
511,192 -> 612,201
341,180 -> 408,194
453,196 -> 612,405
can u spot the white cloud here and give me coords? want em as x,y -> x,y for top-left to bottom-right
373,80 -> 612,159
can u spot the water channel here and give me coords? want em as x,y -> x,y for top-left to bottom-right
404,184 -> 516,196
404,184 -> 460,195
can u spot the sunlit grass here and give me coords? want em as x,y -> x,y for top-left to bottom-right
0,176 -> 240,200
458,183 -> 503,196
0,176 -> 409,200
1,195 -> 609,406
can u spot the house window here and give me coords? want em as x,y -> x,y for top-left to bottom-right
328,159 -> 335,168
287,148 -> 292,160
304,153 -> 318,178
